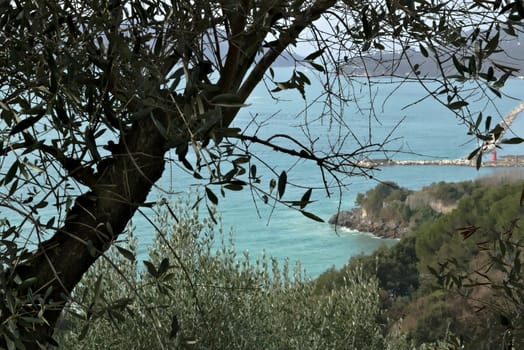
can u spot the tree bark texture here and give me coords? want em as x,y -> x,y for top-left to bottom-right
16,116 -> 168,344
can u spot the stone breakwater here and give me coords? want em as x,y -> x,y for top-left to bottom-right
357,155 -> 524,168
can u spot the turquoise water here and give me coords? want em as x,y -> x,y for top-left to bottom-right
134,71 -> 524,277
3,68 -> 522,278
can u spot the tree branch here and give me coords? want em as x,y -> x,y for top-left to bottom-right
39,143 -> 98,188
223,0 -> 337,126
217,0 -> 251,91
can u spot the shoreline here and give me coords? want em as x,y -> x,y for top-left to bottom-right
336,226 -> 401,241
357,154 -> 524,168
329,208 -> 409,239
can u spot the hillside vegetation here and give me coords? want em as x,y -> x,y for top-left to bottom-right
320,175 -> 524,348
57,175 -> 524,349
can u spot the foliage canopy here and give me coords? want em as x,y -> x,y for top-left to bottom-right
0,0 -> 523,347
57,198 -> 388,349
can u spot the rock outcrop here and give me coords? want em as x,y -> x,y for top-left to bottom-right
329,209 -> 409,239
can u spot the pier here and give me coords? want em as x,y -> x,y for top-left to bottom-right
359,101 -> 524,168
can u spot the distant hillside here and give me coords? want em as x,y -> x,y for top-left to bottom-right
342,33 -> 524,77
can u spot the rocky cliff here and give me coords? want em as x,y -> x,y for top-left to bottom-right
329,181 -> 472,239
329,209 -> 409,239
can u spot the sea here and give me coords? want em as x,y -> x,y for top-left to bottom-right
132,68 -> 524,278
3,68 -> 524,278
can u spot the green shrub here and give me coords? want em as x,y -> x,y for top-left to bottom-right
409,292 -> 456,345
56,196 -> 387,349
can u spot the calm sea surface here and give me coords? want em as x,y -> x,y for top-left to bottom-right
129,70 -> 524,277
5,68 -> 521,278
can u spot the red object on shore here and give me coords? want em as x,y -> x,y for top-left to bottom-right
492,150 -> 497,161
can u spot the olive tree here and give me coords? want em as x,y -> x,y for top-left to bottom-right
56,197 -> 387,349
0,0 -> 522,347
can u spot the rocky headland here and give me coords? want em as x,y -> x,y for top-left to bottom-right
329,168 -> 524,239
328,208 -> 409,239
328,181 -> 474,239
